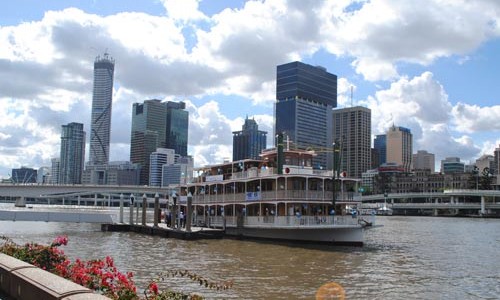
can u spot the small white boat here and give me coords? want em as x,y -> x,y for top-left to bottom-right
377,203 -> 393,216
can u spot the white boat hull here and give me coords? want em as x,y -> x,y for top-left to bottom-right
224,225 -> 364,246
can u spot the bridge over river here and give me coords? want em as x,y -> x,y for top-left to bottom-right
361,189 -> 500,216
1,184 -> 499,218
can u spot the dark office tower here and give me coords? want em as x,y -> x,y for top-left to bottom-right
130,100 -> 167,185
275,61 -> 337,170
60,122 -> 86,184
233,116 -> 267,161
374,134 -> 387,166
89,52 -> 114,166
166,101 -> 189,157
332,106 -> 371,178
11,167 -> 37,184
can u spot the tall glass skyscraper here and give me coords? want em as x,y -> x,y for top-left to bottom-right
131,100 -> 189,185
130,99 -> 167,185
89,52 -> 114,166
166,101 -> 189,157
233,117 -> 267,161
60,122 -> 86,184
275,61 -> 337,169
374,134 -> 387,166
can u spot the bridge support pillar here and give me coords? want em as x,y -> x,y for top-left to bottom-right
433,208 -> 438,216
14,197 -> 26,207
77,195 -> 81,206
142,194 -> 147,225
62,197 -> 65,206
481,196 -> 486,215
94,193 -> 97,206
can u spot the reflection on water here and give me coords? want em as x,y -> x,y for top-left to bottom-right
1,213 -> 500,299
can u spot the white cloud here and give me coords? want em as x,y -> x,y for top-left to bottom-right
366,72 -> 452,136
1,0 -> 500,178
160,0 -> 208,23
364,71 -> 483,164
322,0 -> 500,81
452,103 -> 500,133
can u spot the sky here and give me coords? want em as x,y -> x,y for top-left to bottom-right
1,0 -> 500,179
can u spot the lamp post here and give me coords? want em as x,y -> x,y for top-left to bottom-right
186,192 -> 193,232
473,166 -> 479,190
332,139 -> 340,207
171,191 -> 178,229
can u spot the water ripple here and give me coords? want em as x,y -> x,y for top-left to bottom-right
1,215 -> 500,299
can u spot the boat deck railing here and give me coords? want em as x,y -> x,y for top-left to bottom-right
191,191 -> 361,204
203,215 -> 362,228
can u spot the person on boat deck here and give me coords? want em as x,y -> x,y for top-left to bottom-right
179,211 -> 185,227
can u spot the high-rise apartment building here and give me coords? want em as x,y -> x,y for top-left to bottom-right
149,148 -> 176,187
60,122 -> 86,184
50,158 -> 60,184
233,117 -> 267,161
332,106 -> 371,178
374,134 -> 387,166
89,52 -> 115,166
386,125 -> 413,172
275,61 -> 337,170
166,101 -> 189,157
412,150 -> 435,172
130,99 -> 167,185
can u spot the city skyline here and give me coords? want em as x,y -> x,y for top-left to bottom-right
1,1 -> 500,178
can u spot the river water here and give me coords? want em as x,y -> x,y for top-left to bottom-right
1,211 -> 499,299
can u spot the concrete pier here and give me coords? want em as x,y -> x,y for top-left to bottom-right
101,223 -> 224,240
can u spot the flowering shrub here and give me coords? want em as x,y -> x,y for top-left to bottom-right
0,235 -> 66,272
0,235 -> 232,300
55,257 -> 137,299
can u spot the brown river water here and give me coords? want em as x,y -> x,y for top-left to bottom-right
1,213 -> 499,299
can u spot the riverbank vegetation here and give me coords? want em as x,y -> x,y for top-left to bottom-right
0,235 -> 232,299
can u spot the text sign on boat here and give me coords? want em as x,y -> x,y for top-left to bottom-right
246,192 -> 261,201
206,175 -> 223,182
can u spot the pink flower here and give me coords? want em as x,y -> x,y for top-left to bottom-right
149,282 -> 159,294
52,236 -> 68,246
